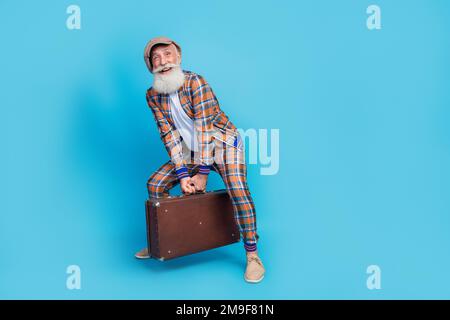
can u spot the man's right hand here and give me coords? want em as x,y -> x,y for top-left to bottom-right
180,177 -> 196,195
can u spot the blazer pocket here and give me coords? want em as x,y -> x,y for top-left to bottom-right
213,125 -> 235,144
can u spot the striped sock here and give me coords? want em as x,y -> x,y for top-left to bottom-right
244,242 -> 257,252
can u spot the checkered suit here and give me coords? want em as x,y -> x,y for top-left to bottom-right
146,71 -> 259,248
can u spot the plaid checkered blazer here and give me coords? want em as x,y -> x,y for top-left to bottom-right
146,70 -> 239,172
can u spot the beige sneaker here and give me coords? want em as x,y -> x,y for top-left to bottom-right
134,247 -> 150,259
244,255 -> 265,283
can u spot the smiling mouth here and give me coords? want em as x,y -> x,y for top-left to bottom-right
160,67 -> 172,74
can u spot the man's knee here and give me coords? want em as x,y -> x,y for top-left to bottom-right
147,173 -> 170,198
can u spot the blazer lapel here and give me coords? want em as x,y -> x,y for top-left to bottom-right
158,94 -> 174,126
178,86 -> 194,119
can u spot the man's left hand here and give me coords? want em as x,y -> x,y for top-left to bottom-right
190,174 -> 208,192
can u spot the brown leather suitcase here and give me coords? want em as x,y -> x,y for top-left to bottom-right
145,189 -> 240,261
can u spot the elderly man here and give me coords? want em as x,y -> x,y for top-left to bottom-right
135,36 -> 265,283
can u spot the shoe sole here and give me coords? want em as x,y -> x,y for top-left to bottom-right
244,275 -> 264,283
134,254 -> 150,259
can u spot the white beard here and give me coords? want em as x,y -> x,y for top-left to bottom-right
153,66 -> 185,94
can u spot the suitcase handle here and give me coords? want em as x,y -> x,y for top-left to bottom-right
180,190 -> 207,197
169,190 -> 218,198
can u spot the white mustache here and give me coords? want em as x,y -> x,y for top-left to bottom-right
153,63 -> 180,74
152,64 -> 185,94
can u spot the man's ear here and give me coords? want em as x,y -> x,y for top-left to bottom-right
175,47 -> 181,64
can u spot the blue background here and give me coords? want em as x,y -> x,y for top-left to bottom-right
1,0 -> 450,299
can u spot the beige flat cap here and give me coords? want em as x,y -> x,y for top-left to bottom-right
144,36 -> 181,73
